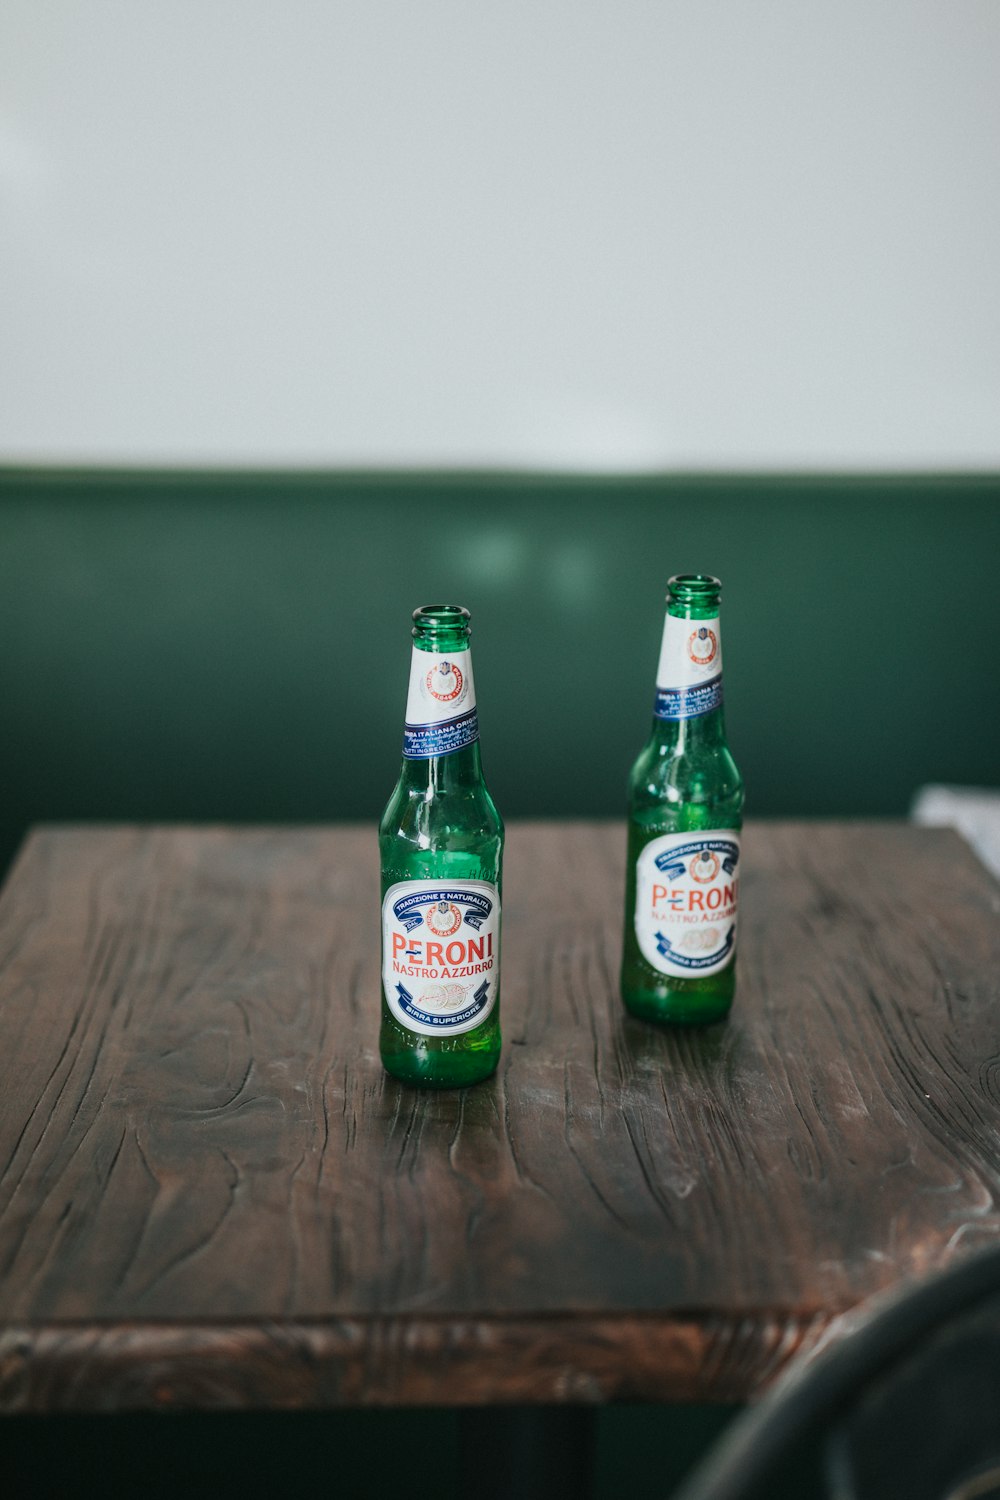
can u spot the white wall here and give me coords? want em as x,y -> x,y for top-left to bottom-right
1,1 -> 998,470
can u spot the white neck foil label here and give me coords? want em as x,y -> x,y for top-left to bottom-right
403,646 -> 479,758
654,612 -> 723,720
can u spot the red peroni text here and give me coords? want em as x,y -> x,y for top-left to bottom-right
650,879 -> 738,916
392,930 -> 494,980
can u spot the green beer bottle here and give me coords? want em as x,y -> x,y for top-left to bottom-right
379,604 -> 503,1088
621,574 -> 744,1025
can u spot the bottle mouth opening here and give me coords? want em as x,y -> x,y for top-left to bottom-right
412,604 -> 471,631
668,574 -> 721,599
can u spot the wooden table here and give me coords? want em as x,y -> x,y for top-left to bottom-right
0,821 -> 998,1420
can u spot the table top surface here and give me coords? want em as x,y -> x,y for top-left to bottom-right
0,820 -> 998,1414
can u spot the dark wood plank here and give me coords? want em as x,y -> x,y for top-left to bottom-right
0,822 -> 997,1411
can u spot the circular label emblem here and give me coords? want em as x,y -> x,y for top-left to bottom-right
425,900 -> 462,937
688,627 -> 718,666
425,660 -> 465,704
690,850 -> 720,883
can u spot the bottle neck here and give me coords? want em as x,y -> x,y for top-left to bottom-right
651,705 -> 728,751
398,736 -> 485,791
650,596 -> 727,746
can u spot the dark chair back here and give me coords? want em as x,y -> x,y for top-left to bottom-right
674,1244 -> 1000,1500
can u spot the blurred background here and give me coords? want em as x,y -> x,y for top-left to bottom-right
0,5 -> 998,1496
2,1 -> 998,885
2,1 -> 999,470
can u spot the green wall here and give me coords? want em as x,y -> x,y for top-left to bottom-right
1,469 -> 997,875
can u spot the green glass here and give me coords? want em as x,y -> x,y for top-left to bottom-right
379,605 -> 504,1088
621,575 -> 744,1025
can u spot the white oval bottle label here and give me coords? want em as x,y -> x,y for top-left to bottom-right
635,831 -> 740,977
382,879 -> 500,1036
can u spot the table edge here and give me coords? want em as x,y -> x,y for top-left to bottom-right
0,1306 -> 848,1413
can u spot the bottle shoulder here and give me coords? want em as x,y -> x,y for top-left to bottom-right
379,777 -> 504,849
379,788 -> 504,889
628,726 -> 744,824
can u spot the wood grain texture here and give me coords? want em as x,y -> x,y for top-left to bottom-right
0,822 -> 998,1412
